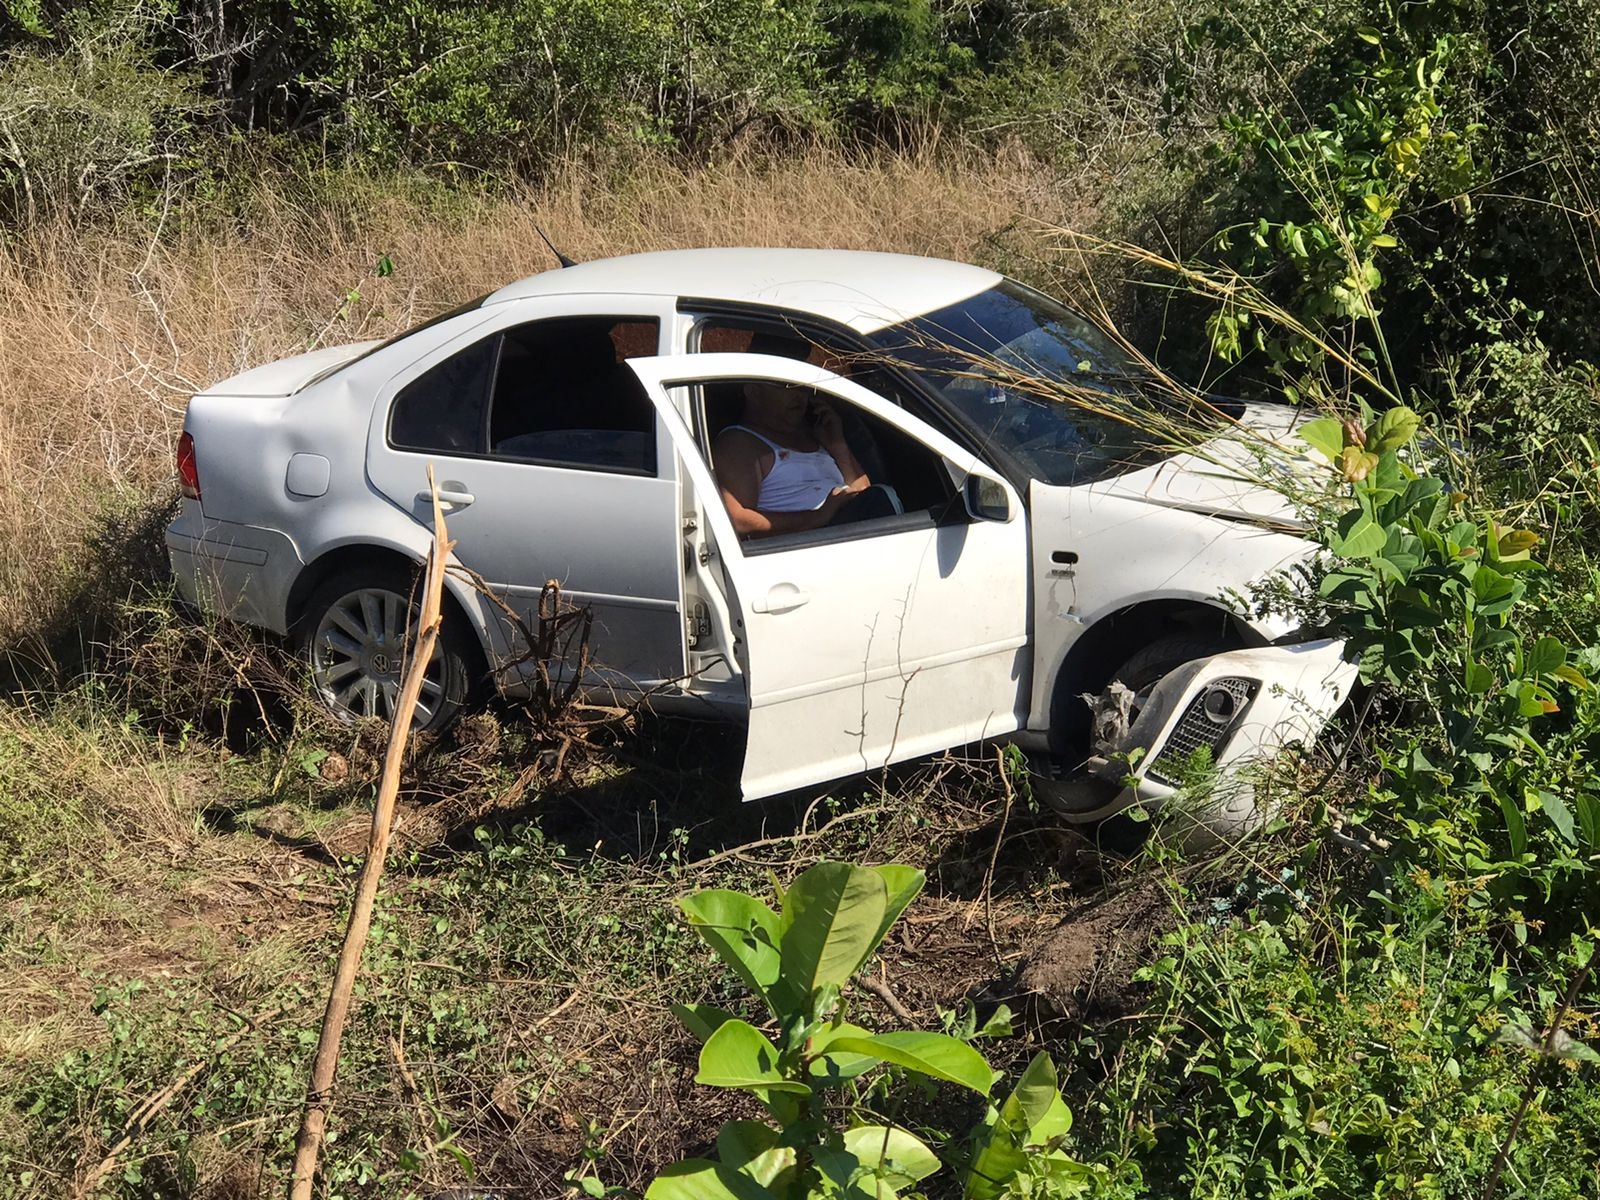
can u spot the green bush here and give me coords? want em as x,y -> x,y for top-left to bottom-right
0,6 -> 206,225
1114,879 -> 1600,1199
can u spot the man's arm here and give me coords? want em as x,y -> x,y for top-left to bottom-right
811,401 -> 869,490
712,430 -> 853,537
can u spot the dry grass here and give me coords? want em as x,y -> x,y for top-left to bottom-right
0,144 -> 1069,649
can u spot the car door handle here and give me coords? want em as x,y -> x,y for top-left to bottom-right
419,483 -> 475,509
751,583 -> 810,614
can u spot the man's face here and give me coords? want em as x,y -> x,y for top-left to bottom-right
743,380 -> 811,427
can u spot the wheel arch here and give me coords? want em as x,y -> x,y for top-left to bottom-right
1045,598 -> 1263,757
286,541 -> 492,684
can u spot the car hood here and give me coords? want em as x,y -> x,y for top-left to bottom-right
199,340 -> 382,398
1092,401 -> 1328,529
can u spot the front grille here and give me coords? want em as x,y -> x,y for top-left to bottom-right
1146,676 -> 1258,786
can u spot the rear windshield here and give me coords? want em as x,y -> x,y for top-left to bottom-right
300,293 -> 490,391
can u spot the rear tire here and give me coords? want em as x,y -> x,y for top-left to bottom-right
296,564 -> 476,732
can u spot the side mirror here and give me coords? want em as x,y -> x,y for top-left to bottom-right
964,473 -> 1013,522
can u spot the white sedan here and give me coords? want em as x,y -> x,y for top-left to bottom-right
166,248 -> 1354,832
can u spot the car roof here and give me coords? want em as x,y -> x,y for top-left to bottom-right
483,247 -> 1002,334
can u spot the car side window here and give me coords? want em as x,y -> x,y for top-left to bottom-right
389,335 -> 497,454
488,317 -> 661,475
702,377 -> 960,554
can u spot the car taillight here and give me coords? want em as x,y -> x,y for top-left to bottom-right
176,431 -> 200,500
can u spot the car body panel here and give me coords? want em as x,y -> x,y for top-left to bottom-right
361,294 -> 688,694
630,353 -> 1030,800
1075,639 -> 1359,838
1094,403 -> 1325,528
166,507 -> 301,630
199,340 -> 384,398
486,249 -> 1001,335
1025,478 -> 1320,731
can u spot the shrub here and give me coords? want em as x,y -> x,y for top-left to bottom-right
645,861 -> 1105,1199
0,6 -> 206,226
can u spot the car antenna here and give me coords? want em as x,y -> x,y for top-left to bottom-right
534,226 -> 578,269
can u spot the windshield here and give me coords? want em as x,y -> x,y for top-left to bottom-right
868,281 -> 1182,487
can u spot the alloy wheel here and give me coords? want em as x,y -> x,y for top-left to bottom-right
309,585 -> 445,725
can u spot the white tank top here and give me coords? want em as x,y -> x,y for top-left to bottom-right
728,425 -> 845,512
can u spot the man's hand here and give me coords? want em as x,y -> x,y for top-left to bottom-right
818,482 -> 864,519
810,399 -> 848,450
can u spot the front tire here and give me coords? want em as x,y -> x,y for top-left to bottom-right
296,565 -> 475,731
1038,633 -> 1234,823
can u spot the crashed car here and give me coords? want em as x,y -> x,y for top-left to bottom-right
165,247 -> 1356,832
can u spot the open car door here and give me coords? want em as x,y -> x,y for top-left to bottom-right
628,354 -> 1031,800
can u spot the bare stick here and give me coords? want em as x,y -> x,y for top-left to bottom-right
978,745 -> 1015,974
1482,956 -> 1595,1200
856,971 -> 917,1024
288,467 -> 453,1198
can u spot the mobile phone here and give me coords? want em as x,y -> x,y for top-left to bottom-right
806,400 -> 823,425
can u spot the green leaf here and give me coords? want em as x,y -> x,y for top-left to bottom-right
1366,407 -> 1420,455
1470,566 -> 1518,614
963,1112 -> 1030,1200
1536,789 -> 1577,845
1496,527 -> 1541,559
1527,636 -> 1566,677
1296,416 -> 1345,463
808,1020 -> 881,1083
778,864 -> 887,1004
671,1003 -> 739,1044
679,891 -> 783,1007
1465,660 -> 1493,694
1499,792 -> 1528,857
812,1146 -> 886,1200
826,1032 -> 993,1095
715,1124 -> 797,1189
1001,1052 -> 1072,1142
1556,1033 -> 1600,1064
716,1121 -> 778,1169
864,866 -> 924,970
1331,510 -> 1388,558
1554,664 -> 1590,690
842,1125 -> 942,1188
696,1020 -> 812,1095
645,1160 -> 779,1200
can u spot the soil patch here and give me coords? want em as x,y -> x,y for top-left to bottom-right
1015,883 -> 1177,1021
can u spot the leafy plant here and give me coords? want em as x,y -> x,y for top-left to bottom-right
650,861 -> 1099,1199
1302,408 -> 1595,907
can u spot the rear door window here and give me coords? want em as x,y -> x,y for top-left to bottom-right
387,316 -> 662,474
389,336 -> 496,454
489,317 -> 661,475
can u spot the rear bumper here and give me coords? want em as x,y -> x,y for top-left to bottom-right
165,505 -> 302,634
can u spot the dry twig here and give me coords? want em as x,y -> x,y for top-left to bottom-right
288,467 -> 453,1198
856,971 -> 917,1024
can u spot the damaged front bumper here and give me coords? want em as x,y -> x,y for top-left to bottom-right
1037,639 -> 1359,838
